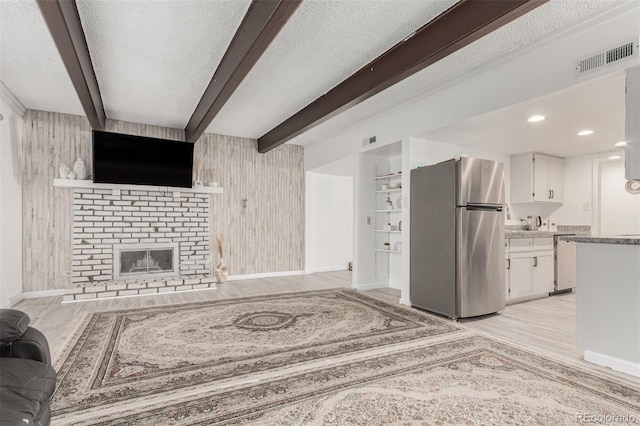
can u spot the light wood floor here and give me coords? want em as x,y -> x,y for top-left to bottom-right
14,272 -> 639,385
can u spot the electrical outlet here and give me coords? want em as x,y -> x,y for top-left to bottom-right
583,202 -> 591,211
366,216 -> 371,225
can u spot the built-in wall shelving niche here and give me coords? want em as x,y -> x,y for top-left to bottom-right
374,188 -> 402,194
374,172 -> 402,180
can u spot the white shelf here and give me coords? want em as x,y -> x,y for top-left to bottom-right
374,209 -> 402,213
374,172 -> 402,180
375,188 -> 402,193
375,249 -> 402,253
53,179 -> 223,194
374,230 -> 402,233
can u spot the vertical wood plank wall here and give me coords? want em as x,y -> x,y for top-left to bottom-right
194,135 -> 304,276
22,110 -> 304,292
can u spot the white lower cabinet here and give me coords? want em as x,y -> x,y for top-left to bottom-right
508,254 -> 533,299
531,252 -> 554,294
505,237 -> 554,302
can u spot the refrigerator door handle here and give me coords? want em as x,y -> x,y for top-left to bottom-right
466,204 -> 503,212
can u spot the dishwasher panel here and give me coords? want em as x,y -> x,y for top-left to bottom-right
555,238 -> 576,291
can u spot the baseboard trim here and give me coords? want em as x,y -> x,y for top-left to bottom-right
226,270 -> 305,282
399,298 -> 411,306
20,290 -> 65,300
305,266 -> 349,274
584,350 -> 640,378
352,282 -> 388,291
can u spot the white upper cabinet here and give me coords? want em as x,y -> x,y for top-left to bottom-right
511,153 -> 564,204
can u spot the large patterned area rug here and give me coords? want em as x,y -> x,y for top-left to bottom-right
51,289 -> 640,425
52,289 -> 460,421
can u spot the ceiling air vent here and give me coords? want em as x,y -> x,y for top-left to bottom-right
576,39 -> 638,76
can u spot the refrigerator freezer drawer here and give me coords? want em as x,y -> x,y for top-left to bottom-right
456,207 -> 506,317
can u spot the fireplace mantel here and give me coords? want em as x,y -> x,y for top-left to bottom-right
53,179 -> 223,195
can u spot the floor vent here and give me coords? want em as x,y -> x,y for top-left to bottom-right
576,39 -> 638,76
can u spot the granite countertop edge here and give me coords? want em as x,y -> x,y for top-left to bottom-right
559,235 -> 640,245
505,231 -> 591,239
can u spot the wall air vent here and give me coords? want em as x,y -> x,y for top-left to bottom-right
576,39 -> 638,76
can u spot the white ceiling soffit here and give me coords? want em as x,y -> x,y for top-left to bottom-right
310,155 -> 353,177
205,0 -> 458,139
0,0 -> 84,116
76,0 -> 252,129
284,0 -> 620,147
422,72 -> 626,158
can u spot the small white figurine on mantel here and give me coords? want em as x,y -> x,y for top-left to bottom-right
73,158 -> 87,180
59,163 -> 70,179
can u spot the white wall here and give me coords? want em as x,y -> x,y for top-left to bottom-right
600,159 -> 640,235
305,173 -> 353,273
549,154 -> 594,225
0,89 -> 24,307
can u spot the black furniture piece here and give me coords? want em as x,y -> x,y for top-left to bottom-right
0,309 -> 56,426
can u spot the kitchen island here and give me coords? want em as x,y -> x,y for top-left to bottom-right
562,235 -> 640,377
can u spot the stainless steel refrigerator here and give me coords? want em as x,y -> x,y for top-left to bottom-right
410,157 -> 505,319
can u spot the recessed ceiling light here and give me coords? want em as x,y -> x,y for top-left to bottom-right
614,141 -> 627,147
577,130 -> 594,136
608,155 -> 621,160
527,115 -> 545,123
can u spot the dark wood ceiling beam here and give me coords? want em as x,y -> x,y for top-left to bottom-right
257,0 -> 547,153
37,0 -> 105,130
185,0 -> 301,143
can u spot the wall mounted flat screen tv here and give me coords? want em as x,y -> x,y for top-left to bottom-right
93,131 -> 194,188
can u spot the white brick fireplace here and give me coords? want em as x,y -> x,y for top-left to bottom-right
57,181 -> 223,301
72,187 -> 210,284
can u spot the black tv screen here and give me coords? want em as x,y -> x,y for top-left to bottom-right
93,131 -> 194,188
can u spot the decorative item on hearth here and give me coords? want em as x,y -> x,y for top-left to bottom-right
214,233 -> 228,284
73,158 -> 87,180
193,158 -> 204,187
59,163 -> 70,179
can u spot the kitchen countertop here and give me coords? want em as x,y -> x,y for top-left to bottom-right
505,230 -> 558,238
560,235 -> 640,245
505,225 -> 591,239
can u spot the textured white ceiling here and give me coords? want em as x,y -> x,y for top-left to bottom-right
284,0 -> 620,147
0,0 -> 84,115
76,0 -> 251,129
422,72 -> 626,158
0,0 -> 625,149
205,0 -> 458,138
